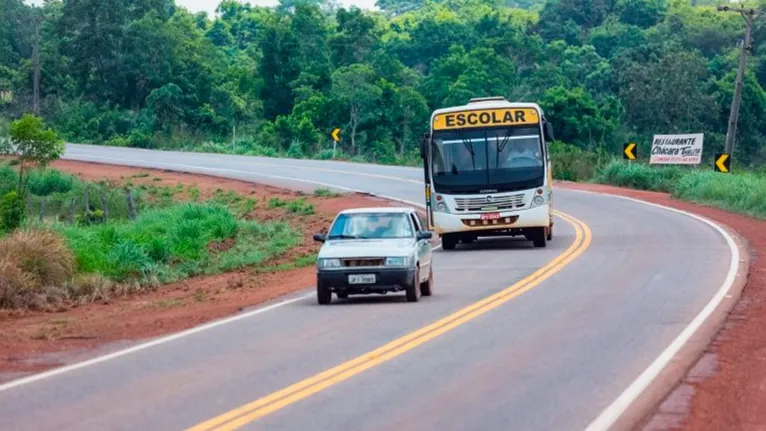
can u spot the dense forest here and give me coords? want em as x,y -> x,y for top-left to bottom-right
1,0 -> 765,166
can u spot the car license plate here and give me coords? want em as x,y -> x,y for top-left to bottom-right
480,212 -> 500,220
349,274 -> 376,284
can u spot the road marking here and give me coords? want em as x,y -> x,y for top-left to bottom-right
572,190 -> 740,431
0,156 -> 434,392
187,211 -> 591,431
0,293 -> 312,393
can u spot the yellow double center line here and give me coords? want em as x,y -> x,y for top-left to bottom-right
189,210 -> 592,431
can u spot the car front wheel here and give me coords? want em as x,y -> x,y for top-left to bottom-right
420,267 -> 434,296
406,268 -> 421,302
317,280 -> 332,305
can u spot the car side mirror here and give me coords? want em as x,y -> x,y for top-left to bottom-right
544,122 -> 554,142
417,231 -> 433,241
313,233 -> 326,243
420,133 -> 429,159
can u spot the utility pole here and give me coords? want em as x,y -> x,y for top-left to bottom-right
717,5 -> 759,159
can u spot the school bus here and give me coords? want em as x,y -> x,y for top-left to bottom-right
420,97 -> 555,250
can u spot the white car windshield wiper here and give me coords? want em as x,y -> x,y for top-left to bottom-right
328,234 -> 368,240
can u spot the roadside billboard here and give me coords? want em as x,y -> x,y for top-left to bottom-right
649,133 -> 704,165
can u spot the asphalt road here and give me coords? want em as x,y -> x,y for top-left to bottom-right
0,144 -> 733,431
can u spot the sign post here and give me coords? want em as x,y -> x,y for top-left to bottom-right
649,134 -> 704,165
330,128 -> 341,159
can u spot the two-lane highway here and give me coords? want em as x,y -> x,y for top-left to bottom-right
0,144 -> 735,431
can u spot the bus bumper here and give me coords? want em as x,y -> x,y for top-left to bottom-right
432,204 -> 551,235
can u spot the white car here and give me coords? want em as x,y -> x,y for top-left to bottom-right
313,207 -> 435,304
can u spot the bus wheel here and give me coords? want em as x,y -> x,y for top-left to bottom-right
546,225 -> 553,241
441,234 -> 458,250
533,228 -> 547,248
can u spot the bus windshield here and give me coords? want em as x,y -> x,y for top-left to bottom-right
430,125 -> 545,194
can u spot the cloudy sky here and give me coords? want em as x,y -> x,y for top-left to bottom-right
26,0 -> 378,15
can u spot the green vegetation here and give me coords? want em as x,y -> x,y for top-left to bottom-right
591,161 -> 766,219
60,203 -> 299,283
0,163 -> 321,310
1,0 -> 765,168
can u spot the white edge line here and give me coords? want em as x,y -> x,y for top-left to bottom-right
571,189 -> 741,431
0,156 -> 440,392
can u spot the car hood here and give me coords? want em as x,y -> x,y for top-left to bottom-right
318,238 -> 416,259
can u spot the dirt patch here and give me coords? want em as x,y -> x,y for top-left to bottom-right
0,160 -> 413,383
556,181 -> 766,430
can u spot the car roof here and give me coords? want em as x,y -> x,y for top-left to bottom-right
338,207 -> 416,215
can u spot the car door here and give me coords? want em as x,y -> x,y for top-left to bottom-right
409,211 -> 431,280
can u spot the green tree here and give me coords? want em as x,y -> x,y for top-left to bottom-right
330,64 -> 382,153
1,114 -> 63,193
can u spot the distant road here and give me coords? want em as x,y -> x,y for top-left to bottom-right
0,143 -> 734,431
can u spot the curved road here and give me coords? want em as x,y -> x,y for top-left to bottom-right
0,144 -> 733,431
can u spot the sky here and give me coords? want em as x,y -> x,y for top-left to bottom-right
25,0 -> 379,15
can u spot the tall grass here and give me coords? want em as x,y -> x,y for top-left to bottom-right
0,229 -> 76,310
59,202 -> 299,283
673,171 -> 766,219
593,160 -> 766,219
594,160 -> 687,193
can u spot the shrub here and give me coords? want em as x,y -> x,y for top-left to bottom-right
0,229 -> 76,309
673,171 -> 766,219
26,169 -> 77,196
549,141 -> 600,182
594,160 -> 685,192
0,190 -> 25,232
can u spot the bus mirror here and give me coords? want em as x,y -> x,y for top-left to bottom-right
544,122 -> 555,142
420,133 -> 429,158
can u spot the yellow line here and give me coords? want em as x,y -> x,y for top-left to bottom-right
187,210 -> 591,431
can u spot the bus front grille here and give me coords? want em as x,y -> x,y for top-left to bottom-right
454,194 -> 526,212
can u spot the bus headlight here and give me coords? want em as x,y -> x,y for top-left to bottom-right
436,201 -> 449,213
531,194 -> 546,208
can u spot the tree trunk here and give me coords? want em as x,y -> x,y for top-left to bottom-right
400,106 -> 411,156
349,104 -> 359,154
84,184 -> 91,213
101,193 -> 109,222
68,197 -> 76,224
38,199 -> 44,222
33,19 -> 41,116
126,189 -> 137,220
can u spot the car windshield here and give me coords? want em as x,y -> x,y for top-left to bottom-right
430,125 -> 545,193
328,213 -> 414,240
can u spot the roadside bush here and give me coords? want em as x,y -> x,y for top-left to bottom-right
26,169 -> 77,196
594,160 -> 685,192
0,163 -> 16,195
0,229 -> 76,310
1,190 -> 25,232
549,141 -> 601,182
61,203 -> 241,281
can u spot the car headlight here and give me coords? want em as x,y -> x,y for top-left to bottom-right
318,258 -> 341,268
385,256 -> 412,266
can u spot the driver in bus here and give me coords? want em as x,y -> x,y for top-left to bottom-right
506,140 -> 541,165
